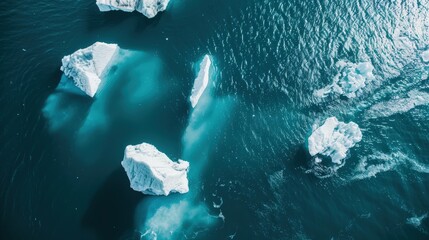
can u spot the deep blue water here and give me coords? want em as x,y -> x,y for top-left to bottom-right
1,0 -> 429,239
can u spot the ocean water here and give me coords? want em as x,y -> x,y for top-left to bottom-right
1,0 -> 429,239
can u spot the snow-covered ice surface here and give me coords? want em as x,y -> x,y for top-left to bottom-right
60,42 -> 118,97
314,61 -> 375,98
121,143 -> 189,196
190,55 -> 212,108
307,117 -> 362,165
96,0 -> 170,18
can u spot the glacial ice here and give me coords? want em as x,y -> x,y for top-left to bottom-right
121,143 -> 189,196
314,61 -> 375,98
60,42 -> 118,97
190,55 -> 212,108
421,50 -> 429,62
307,117 -> 362,164
366,90 -> 429,119
96,0 -> 170,18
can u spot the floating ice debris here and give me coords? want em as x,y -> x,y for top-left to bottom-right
60,42 -> 118,97
213,197 -> 223,209
407,213 -> 427,228
314,61 -> 375,98
366,90 -> 429,119
421,50 -> 429,63
96,0 -> 170,18
121,143 -> 189,196
190,55 -> 212,108
307,117 -> 362,165
218,210 -> 225,222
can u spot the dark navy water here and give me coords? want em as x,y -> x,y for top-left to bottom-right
1,0 -> 429,239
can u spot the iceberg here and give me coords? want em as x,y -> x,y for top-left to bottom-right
190,55 -> 212,108
60,42 -> 118,97
421,50 -> 429,63
96,0 -> 170,18
307,117 -> 362,164
121,143 -> 189,196
314,61 -> 375,98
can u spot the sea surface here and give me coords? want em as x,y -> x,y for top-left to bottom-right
1,0 -> 429,239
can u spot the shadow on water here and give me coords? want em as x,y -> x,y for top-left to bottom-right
82,168 -> 144,240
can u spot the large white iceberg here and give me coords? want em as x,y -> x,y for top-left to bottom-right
314,61 -> 375,98
121,143 -> 189,196
307,117 -> 362,164
60,42 -> 118,97
190,55 -> 212,108
96,0 -> 170,18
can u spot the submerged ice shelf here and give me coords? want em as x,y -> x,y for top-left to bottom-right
307,117 -> 362,165
96,0 -> 170,18
190,55 -> 212,108
121,143 -> 189,196
314,61 -> 375,98
60,42 -> 118,97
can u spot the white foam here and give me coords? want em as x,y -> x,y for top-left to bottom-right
121,143 -> 189,196
96,0 -> 170,18
60,42 -> 118,97
366,90 -> 429,119
421,50 -> 429,63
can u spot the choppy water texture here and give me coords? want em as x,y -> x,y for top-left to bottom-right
1,0 -> 429,239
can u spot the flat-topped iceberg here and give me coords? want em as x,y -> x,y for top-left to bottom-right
96,0 -> 170,18
60,42 -> 118,97
314,61 -> 375,98
190,55 -> 212,108
121,143 -> 189,196
307,117 -> 362,164
421,50 -> 429,63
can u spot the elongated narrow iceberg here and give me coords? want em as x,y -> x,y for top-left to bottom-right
121,143 -> 189,196
314,61 -> 375,98
307,117 -> 362,164
96,0 -> 170,18
190,55 -> 212,108
60,42 -> 118,97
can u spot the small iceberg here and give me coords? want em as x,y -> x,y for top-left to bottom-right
60,42 -> 119,97
314,61 -> 375,98
121,143 -> 189,196
190,55 -> 212,108
421,50 -> 429,63
307,117 -> 362,165
96,0 -> 170,18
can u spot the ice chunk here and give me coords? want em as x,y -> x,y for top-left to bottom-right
307,117 -> 362,164
421,50 -> 429,63
60,42 -> 118,97
96,0 -> 170,18
190,55 -> 212,108
314,61 -> 375,98
121,143 -> 189,196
